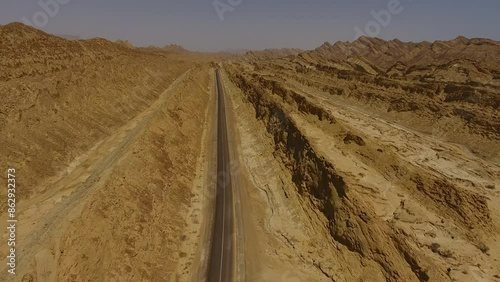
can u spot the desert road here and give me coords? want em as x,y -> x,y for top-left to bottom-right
207,69 -> 235,282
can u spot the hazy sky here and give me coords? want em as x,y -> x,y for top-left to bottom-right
1,0 -> 499,51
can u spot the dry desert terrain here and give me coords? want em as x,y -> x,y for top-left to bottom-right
0,22 -> 499,282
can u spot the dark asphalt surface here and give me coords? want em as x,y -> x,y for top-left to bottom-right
208,69 -> 235,282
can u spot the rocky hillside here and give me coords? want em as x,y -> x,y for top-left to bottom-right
0,22 -> 194,204
0,22 -> 218,281
241,36 -> 500,162
223,35 -> 500,280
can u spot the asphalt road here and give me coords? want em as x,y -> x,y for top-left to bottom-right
208,69 -> 235,282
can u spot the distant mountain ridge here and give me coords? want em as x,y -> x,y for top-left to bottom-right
162,44 -> 188,52
4,21 -> 500,72
244,48 -> 304,60
304,36 -> 500,71
139,44 -> 189,53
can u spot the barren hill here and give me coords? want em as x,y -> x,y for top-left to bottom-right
0,22 -> 218,280
221,35 -> 500,281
